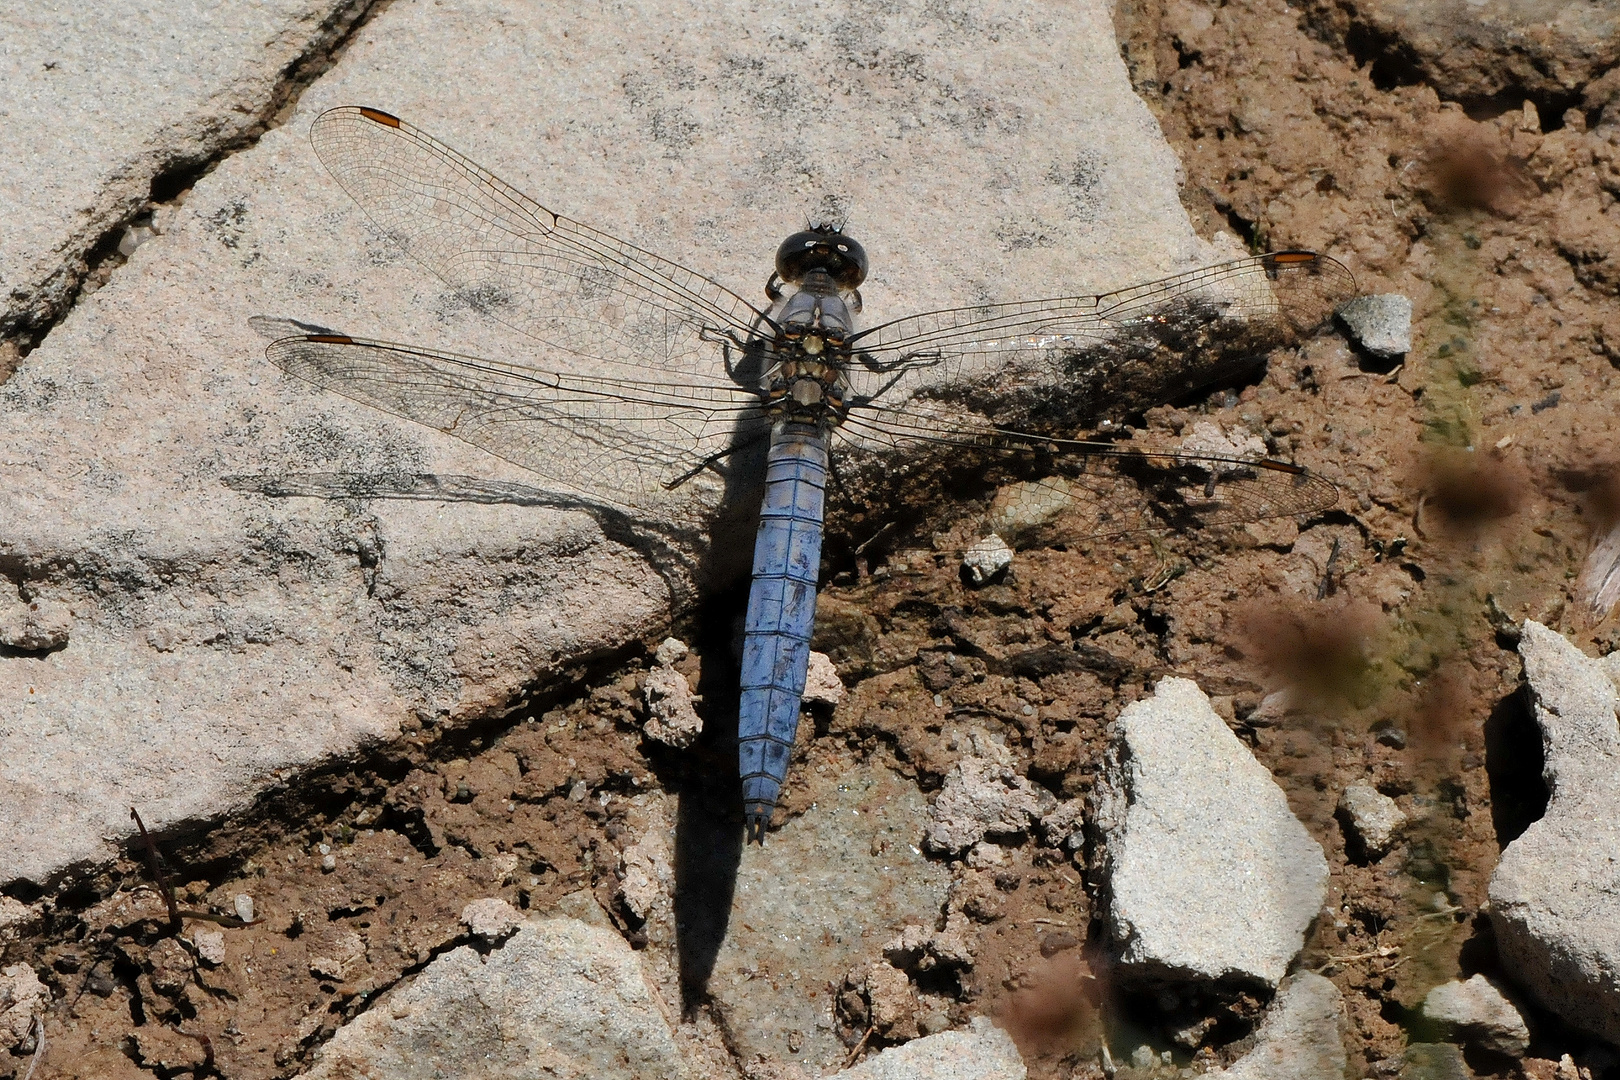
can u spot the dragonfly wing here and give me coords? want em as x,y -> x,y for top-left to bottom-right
842,252 -> 1355,416
255,321 -> 763,513
308,106 -> 768,385
835,405 -> 1339,546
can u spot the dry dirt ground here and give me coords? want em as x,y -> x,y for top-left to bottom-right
6,0 -> 1620,1077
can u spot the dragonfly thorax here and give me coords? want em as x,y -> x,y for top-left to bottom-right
762,353 -> 849,426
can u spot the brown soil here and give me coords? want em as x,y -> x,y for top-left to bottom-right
7,0 -> 1620,1077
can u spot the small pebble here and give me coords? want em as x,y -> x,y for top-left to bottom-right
1374,724 -> 1407,749
321,854 -> 337,873
191,927 -> 226,966
654,637 -> 689,666
233,894 -> 255,923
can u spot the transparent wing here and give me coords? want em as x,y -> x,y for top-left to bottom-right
252,319 -> 763,512
834,403 -> 1339,547
851,251 -> 1352,368
308,106 -> 769,384
843,252 -> 1355,414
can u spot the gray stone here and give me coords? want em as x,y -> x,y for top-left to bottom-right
1207,972 -> 1346,1080
1337,294 -> 1412,358
302,917 -> 692,1080
1488,621 -> 1620,1044
835,1016 -> 1025,1080
1338,782 -> 1407,858
1420,974 -> 1530,1058
0,1 -> 367,340
0,0 -> 1237,891
1093,677 -> 1329,988
630,766 -> 951,1072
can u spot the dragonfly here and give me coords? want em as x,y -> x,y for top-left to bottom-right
254,106 -> 1354,843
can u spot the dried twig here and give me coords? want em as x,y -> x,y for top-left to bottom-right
129,807 -> 258,932
21,1014 -> 45,1080
842,1024 -> 877,1068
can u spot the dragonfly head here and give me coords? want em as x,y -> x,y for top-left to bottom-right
775,226 -> 868,290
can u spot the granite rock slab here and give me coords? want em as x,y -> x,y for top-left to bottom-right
1,0 -> 1220,890
0,0 -> 369,341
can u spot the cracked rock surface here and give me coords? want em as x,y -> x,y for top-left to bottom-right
0,0 -> 371,341
1488,621 -> 1620,1045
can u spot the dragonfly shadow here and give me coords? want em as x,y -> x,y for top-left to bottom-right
223,443 -> 770,1008
222,470 -> 724,608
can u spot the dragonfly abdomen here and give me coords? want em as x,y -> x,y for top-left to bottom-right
738,421 -> 828,843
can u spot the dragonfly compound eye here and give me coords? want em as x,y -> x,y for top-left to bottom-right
774,228 -> 868,290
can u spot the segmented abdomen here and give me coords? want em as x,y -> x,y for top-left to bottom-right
738,421 -> 828,842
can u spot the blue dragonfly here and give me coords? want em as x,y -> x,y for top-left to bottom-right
256,106 -> 1353,843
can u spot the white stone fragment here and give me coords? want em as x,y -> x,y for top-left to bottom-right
834,1016 -> 1026,1079
1206,973 -> 1346,1080
965,842 -> 1006,868
617,830 -> 672,924
1337,294 -> 1413,357
1175,420 -> 1268,462
1337,782 -> 1407,858
863,961 -> 921,1039
925,751 -> 1058,856
1421,974 -> 1531,1058
1093,677 -> 1329,988
233,893 -> 255,924
1038,799 -> 1086,856
1489,621 -> 1620,1045
0,963 -> 48,1052
302,918 -> 693,1080
460,898 -> 522,944
642,666 -> 703,749
803,650 -> 846,707
191,927 -> 227,966
308,930 -> 365,983
962,535 -> 1014,587
1576,517 -> 1620,624
653,636 -> 688,667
